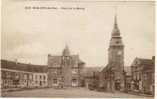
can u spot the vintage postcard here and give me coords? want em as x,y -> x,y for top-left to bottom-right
1,0 -> 155,98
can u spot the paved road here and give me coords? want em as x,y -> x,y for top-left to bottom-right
2,87 -> 153,98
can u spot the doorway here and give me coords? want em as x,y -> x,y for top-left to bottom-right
115,81 -> 120,90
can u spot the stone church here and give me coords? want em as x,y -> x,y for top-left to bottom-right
47,46 -> 85,88
100,15 -> 125,92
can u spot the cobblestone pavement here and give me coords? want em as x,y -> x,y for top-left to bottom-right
1,87 -> 154,98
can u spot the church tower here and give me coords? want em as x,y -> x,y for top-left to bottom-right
108,15 -> 124,90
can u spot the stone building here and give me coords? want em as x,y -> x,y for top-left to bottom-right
82,67 -> 101,90
124,66 -> 132,92
131,56 -> 155,95
1,60 -> 48,89
47,45 -> 85,88
99,15 -> 125,92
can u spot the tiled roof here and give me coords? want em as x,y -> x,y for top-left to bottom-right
82,67 -> 101,77
1,59 -> 48,73
132,57 -> 155,71
48,55 -> 62,67
48,54 -> 85,68
138,58 -> 154,66
139,58 -> 155,71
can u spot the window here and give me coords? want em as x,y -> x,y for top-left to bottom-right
72,79 -> 77,83
66,57 -> 70,60
116,41 -> 119,44
35,75 -> 38,80
137,73 -> 139,80
15,73 -> 19,79
72,69 -> 77,74
133,74 -> 136,80
40,75 -> 42,79
54,70 -> 57,74
143,74 -> 147,80
29,75 -> 32,79
43,76 -> 46,80
6,72 -> 10,78
24,74 -> 27,79
139,72 -> 141,80
152,73 -> 154,83
53,79 -> 57,84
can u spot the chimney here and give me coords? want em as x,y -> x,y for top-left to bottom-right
152,56 -> 155,61
48,54 -> 51,57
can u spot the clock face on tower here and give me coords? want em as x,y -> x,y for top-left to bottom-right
117,51 -> 122,55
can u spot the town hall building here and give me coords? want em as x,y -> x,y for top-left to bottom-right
47,46 -> 85,88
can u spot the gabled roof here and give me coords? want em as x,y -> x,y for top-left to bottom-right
131,57 -> 154,67
138,58 -> 154,66
1,59 -> 48,73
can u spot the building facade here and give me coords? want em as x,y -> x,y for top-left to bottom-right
47,46 -> 85,88
131,56 -> 155,95
82,67 -> 101,90
33,73 -> 48,88
124,66 -> 132,92
1,60 -> 48,89
100,15 -> 125,92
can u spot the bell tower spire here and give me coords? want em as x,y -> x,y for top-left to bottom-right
114,14 -> 118,29
112,14 -> 120,37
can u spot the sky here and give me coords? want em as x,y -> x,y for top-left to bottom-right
2,0 -> 155,67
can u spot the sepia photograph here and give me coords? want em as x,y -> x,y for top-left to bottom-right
1,0 -> 155,98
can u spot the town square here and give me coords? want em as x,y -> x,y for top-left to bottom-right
1,87 -> 153,98
1,0 -> 155,98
